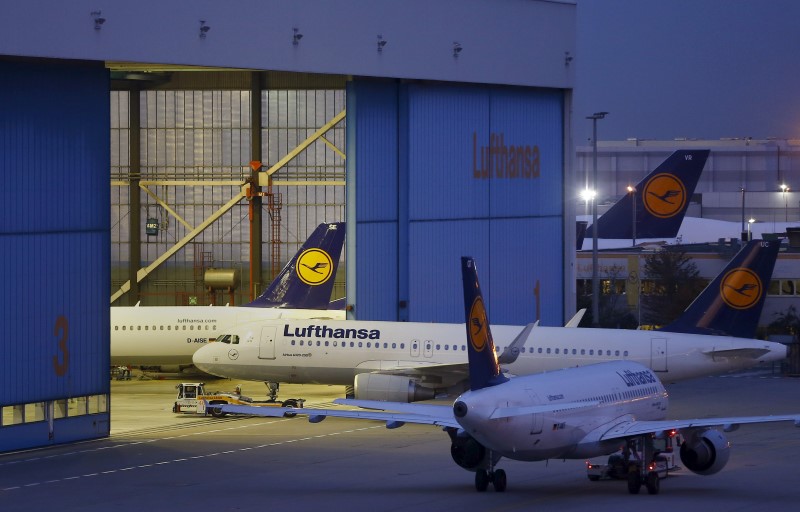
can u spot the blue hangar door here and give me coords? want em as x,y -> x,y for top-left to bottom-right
0,60 -> 110,452
347,80 -> 566,327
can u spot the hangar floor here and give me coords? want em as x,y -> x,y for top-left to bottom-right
1,369 -> 798,511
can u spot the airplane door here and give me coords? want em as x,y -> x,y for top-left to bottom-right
423,340 -> 433,358
651,337 -> 667,372
526,390 -> 543,434
259,326 -> 276,360
410,339 -> 420,358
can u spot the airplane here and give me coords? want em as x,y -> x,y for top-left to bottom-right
660,239 -> 779,339
217,257 -> 800,494
110,222 -> 346,371
192,239 -> 786,402
579,149 -> 710,249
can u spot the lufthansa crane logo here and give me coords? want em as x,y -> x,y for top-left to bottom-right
720,268 -> 762,310
643,173 -> 686,218
296,248 -> 334,286
469,296 -> 490,352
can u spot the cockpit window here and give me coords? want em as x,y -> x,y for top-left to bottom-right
217,334 -> 231,344
231,335 -> 239,345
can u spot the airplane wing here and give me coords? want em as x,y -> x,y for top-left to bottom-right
217,401 -> 461,429
564,309 -> 586,328
597,414 -> 800,441
498,323 -> 535,364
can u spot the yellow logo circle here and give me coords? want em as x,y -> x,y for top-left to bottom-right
720,268 -> 762,310
296,249 -> 334,286
468,296 -> 490,352
643,173 -> 686,218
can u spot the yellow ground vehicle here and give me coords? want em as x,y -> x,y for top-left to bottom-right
172,383 -> 303,418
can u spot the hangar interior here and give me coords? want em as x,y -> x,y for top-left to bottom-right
109,70 -> 348,308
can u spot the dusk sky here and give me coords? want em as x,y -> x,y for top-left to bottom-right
573,0 -> 800,145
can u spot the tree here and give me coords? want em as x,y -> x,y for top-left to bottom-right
577,264 -> 638,329
642,246 -> 706,327
767,305 -> 800,337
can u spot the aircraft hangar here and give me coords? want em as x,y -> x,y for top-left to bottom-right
0,1 -> 576,451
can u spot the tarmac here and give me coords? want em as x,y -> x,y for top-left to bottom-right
0,367 -> 798,512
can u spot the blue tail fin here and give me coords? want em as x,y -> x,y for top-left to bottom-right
660,239 -> 781,338
244,222 -> 345,309
587,149 -> 710,239
461,257 -> 509,391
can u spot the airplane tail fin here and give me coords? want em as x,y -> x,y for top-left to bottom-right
587,149 -> 710,240
244,222 -> 345,309
461,257 -> 509,391
660,239 -> 781,338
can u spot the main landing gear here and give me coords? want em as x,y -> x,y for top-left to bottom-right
474,453 -> 507,492
264,381 -> 280,401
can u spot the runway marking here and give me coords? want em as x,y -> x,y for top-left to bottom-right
0,418 -> 289,468
0,424 -> 383,493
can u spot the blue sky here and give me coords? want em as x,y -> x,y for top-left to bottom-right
573,0 -> 800,143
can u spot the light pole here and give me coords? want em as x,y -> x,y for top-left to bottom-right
627,185 -> 637,247
748,217 -> 755,240
587,111 -> 608,327
781,184 -> 790,222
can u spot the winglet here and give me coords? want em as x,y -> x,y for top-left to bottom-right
660,239 -> 781,338
244,222 -> 345,309
461,257 -> 509,391
586,149 -> 710,239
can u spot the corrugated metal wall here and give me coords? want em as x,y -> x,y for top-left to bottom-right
349,80 -> 565,325
0,59 -> 110,451
348,81 -> 400,320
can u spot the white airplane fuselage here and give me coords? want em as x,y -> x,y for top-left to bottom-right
454,360 -> 668,461
192,318 -> 786,385
110,306 -> 345,366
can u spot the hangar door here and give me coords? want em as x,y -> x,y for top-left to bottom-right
349,81 -> 565,326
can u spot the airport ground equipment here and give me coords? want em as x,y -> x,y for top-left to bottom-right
172,383 -> 303,418
586,432 -> 681,494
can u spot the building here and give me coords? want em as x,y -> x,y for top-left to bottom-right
0,1 -> 577,451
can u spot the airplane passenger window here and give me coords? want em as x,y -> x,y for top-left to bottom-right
436,344 -> 441,351
581,349 -> 585,355
546,348 -> 551,354
555,349 -> 559,354
606,350 -> 611,356
538,348 -> 543,354
367,342 -> 371,348
325,341 -> 329,347
145,326 -> 148,330
589,350 -> 593,355
350,342 -> 354,347
114,326 -> 118,330
624,351 -> 628,356
401,343 -> 405,349
137,326 -> 141,330
572,349 -> 577,355
392,343 -> 396,349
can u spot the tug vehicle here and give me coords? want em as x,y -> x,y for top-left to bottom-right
172,382 -> 303,418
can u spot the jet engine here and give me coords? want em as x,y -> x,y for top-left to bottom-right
679,429 -> 731,475
448,430 -> 489,470
353,373 -> 436,402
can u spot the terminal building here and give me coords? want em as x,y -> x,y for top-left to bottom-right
0,1 -> 577,451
